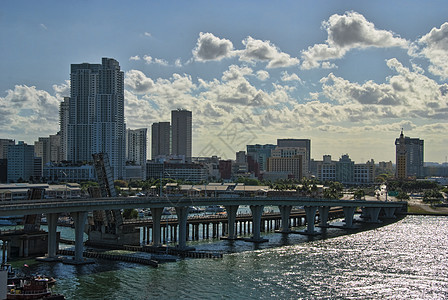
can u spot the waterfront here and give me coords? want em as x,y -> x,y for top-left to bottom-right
8,215 -> 448,299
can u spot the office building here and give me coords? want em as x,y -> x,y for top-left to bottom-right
0,139 -> 15,159
67,58 -> 126,180
7,141 -> 35,183
277,139 -> 311,175
395,130 -> 424,178
246,144 -> 276,177
269,147 -> 308,179
126,128 -> 147,179
59,97 -> 70,161
171,109 -> 192,159
151,122 -> 171,159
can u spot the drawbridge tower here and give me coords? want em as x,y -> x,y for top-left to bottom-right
86,153 -> 140,246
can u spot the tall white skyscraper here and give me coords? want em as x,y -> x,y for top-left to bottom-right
126,128 -> 147,179
171,109 -> 192,159
67,58 -> 126,180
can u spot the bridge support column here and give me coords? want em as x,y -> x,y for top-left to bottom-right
343,207 -> 356,228
365,207 -> 382,223
303,206 -> 318,234
47,213 -> 58,259
150,207 -> 163,247
318,206 -> 330,227
62,211 -> 93,265
175,207 -> 193,251
244,205 -> 268,243
382,207 -> 396,219
278,205 -> 292,233
223,205 -> 239,240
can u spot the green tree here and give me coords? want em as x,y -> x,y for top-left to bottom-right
122,209 -> 138,219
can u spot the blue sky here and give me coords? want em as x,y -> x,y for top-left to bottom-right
1,0 -> 447,163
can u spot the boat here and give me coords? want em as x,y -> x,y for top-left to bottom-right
6,275 -> 65,299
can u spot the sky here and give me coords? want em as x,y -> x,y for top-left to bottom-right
1,0 -> 447,163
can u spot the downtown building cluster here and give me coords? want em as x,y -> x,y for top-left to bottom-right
1,58 -> 447,185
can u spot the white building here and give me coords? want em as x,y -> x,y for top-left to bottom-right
67,58 -> 126,180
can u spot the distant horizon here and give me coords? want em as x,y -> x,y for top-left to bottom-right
1,1 -> 447,163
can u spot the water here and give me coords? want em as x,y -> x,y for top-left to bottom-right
8,215 -> 448,299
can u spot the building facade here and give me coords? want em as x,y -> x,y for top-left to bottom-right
277,139 -> 311,175
59,97 -> 70,161
395,131 -> 424,178
126,128 -> 147,180
171,109 -> 192,160
151,122 -> 171,159
7,141 -> 35,183
67,58 -> 126,180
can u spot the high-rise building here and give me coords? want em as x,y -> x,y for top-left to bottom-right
126,128 -> 147,179
246,144 -> 276,176
0,139 -> 15,159
59,97 -> 70,161
67,58 -> 126,180
171,109 -> 192,159
151,122 -> 171,159
395,130 -> 424,178
336,154 -> 354,183
7,141 -> 35,182
277,139 -> 311,176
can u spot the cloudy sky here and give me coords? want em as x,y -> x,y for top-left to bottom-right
1,1 -> 447,163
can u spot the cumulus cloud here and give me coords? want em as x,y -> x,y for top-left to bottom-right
319,58 -> 448,119
415,22 -> 448,79
281,71 -> 302,82
239,36 -> 300,68
256,70 -> 270,81
301,11 -> 408,69
124,70 -> 154,94
0,85 -> 60,138
129,55 -> 141,61
193,32 -> 234,61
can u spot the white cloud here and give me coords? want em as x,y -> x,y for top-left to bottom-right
0,85 -> 60,139
301,11 -> 408,69
129,55 -> 141,61
124,70 -> 154,94
318,58 -> 448,119
175,58 -> 182,67
281,71 -> 302,82
193,32 -> 234,61
144,32 -> 152,37
40,24 -> 47,30
154,58 -> 168,66
256,70 -> 270,81
143,55 -> 152,64
239,36 -> 300,68
416,22 -> 448,79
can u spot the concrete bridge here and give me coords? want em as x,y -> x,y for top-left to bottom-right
0,196 -> 406,264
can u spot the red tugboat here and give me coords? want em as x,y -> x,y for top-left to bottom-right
6,276 -> 65,300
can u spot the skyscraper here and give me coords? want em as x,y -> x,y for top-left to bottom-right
67,58 -> 126,180
395,130 -> 424,178
59,97 -> 70,161
126,128 -> 147,179
171,109 -> 192,159
151,122 -> 171,159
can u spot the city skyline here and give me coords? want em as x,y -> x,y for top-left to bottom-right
1,1 -> 447,163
